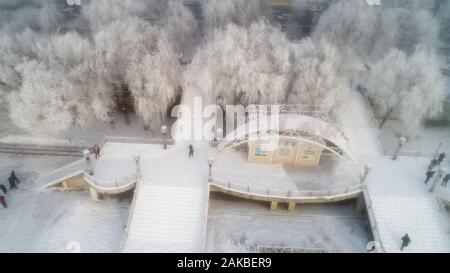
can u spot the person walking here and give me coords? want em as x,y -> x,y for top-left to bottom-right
430,167 -> 445,193
425,171 -> 435,184
10,170 -> 19,184
0,184 -> 7,195
93,144 -> 101,159
428,159 -> 438,171
0,195 -> 7,208
8,176 -> 17,190
437,152 -> 446,166
442,173 -> 450,188
400,234 -> 411,251
188,145 -> 194,158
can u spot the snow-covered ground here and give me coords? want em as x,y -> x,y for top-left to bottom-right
206,193 -> 372,253
0,113 -> 175,147
380,119 -> 450,158
0,154 -> 130,253
365,156 -> 450,253
122,84 -> 212,252
213,148 -> 360,192
92,142 -> 176,187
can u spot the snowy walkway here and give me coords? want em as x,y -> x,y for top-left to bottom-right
122,85 -> 212,252
122,143 -> 209,252
213,149 -> 360,192
340,91 -> 382,157
365,157 -> 449,252
341,91 -> 450,252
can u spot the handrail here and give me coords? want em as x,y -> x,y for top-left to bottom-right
120,177 -> 143,252
102,136 -> 175,146
209,178 -> 365,201
362,186 -> 385,253
83,171 -> 138,191
383,148 -> 450,161
40,159 -> 86,187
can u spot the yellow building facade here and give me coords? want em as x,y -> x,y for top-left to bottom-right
248,137 -> 324,167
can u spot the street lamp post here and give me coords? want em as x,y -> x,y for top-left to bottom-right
393,136 -> 407,161
161,125 -> 168,150
208,158 -> 213,182
134,154 -> 141,178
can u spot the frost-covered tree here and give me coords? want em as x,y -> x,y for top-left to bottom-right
366,48 -> 445,131
313,0 -> 378,62
8,61 -> 73,134
94,18 -> 160,87
203,0 -> 262,32
1,0 -> 192,134
313,0 -> 440,62
288,38 -> 350,116
157,0 -> 198,52
82,0 -> 155,33
186,21 -> 291,107
83,0 -> 197,50
8,32 -> 114,134
0,29 -> 44,112
94,17 -> 182,128
126,37 -> 181,128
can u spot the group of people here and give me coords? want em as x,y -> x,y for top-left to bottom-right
425,152 -> 449,191
0,170 -> 20,209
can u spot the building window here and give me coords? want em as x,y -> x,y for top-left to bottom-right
278,147 -> 291,157
302,147 -> 316,159
255,147 -> 268,157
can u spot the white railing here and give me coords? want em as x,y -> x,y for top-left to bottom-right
210,178 -> 365,201
120,178 -> 143,252
249,104 -> 332,123
83,172 -> 138,190
102,136 -> 175,146
362,187 -> 385,253
383,148 -> 450,160
41,159 -> 85,187
83,152 -> 142,192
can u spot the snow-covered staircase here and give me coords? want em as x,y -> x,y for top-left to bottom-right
340,91 -> 382,158
365,157 -> 450,253
122,183 -> 207,252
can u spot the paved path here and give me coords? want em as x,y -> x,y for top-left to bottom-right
366,157 -> 449,252
122,143 -> 209,252
122,83 -> 212,252
341,91 -> 450,252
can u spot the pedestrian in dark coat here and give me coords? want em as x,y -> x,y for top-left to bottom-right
0,184 -> 7,194
442,174 -> 450,187
425,171 -> 435,184
8,176 -> 17,190
0,195 -> 6,208
437,153 -> 446,166
189,145 -> 194,158
10,171 -> 19,184
428,159 -> 438,171
400,234 -> 411,251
